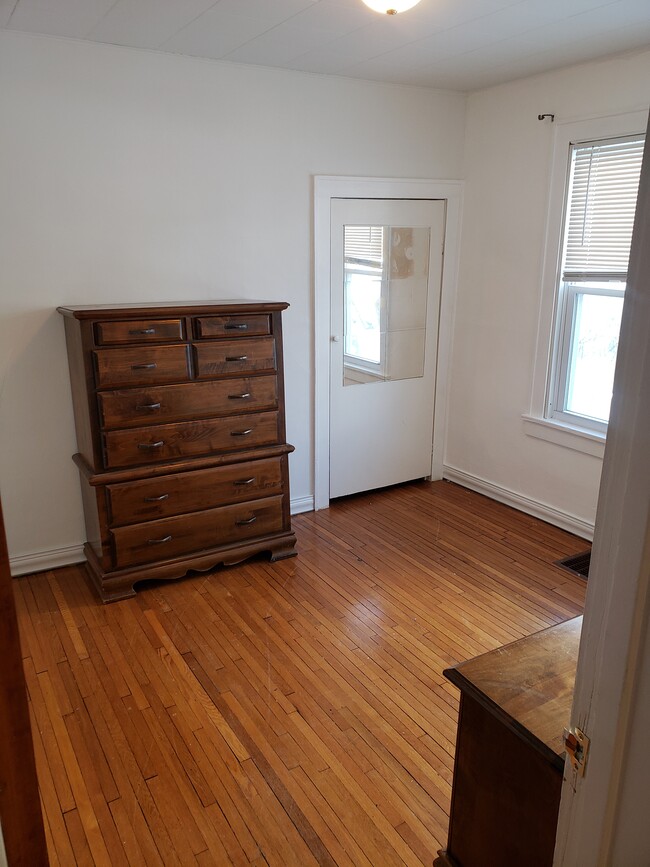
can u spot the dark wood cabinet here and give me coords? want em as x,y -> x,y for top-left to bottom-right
0,495 -> 49,865
435,617 -> 582,867
58,301 -> 297,602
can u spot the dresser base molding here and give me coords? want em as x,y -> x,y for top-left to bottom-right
83,531 -> 297,603
433,851 -> 460,867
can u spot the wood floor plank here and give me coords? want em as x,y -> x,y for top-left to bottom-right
146,773 -> 203,864
22,657 -> 76,815
137,701 -> 238,863
28,704 -> 76,866
84,691 -> 183,867
47,571 -> 90,660
64,706 -> 120,807
14,480 -> 586,865
193,667 -> 334,865
108,797 -> 163,867
237,755 -> 320,867
36,668 -> 114,866
63,808 -> 94,867
290,764 -> 376,867
191,725 -> 271,862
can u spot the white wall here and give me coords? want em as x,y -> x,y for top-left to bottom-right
0,30 -> 466,570
445,49 -> 650,537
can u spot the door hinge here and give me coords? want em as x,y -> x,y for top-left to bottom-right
564,726 -> 590,776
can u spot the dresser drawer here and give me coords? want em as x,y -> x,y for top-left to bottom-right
98,376 -> 278,429
95,319 -> 184,345
111,495 -> 284,568
194,337 -> 276,378
107,457 -> 284,525
194,314 -> 271,339
103,411 -> 281,468
94,345 -> 190,388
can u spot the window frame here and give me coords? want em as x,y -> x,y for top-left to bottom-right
525,110 -> 648,455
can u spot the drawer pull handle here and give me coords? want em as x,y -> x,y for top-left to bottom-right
228,392 -> 251,400
147,535 -> 172,545
234,477 -> 256,486
231,429 -> 253,437
144,493 -> 169,502
225,355 -> 248,362
136,402 -> 161,411
131,362 -> 157,370
138,440 -> 164,450
235,516 -> 257,526
224,323 -> 248,331
129,328 -> 156,335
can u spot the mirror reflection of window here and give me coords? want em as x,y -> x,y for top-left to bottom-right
343,225 -> 430,387
343,225 -> 384,379
344,270 -> 383,365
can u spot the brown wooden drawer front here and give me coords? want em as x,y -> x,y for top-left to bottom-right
95,319 -> 184,345
103,411 -> 281,469
98,376 -> 278,429
94,345 -> 190,388
108,458 -> 284,525
194,314 -> 271,339
111,495 -> 284,568
194,337 -> 277,378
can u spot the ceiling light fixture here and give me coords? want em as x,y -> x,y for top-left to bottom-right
361,0 -> 422,14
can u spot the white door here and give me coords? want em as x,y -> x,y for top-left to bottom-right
329,198 -> 445,498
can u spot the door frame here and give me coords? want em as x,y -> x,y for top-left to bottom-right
314,175 -> 463,510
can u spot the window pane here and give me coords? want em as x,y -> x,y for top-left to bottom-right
344,271 -> 382,363
566,293 -> 624,422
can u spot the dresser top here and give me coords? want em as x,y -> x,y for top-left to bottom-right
57,300 -> 289,319
444,616 -> 582,766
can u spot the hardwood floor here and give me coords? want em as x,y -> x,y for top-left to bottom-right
14,480 -> 587,866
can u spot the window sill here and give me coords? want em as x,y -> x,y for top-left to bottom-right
522,414 -> 606,458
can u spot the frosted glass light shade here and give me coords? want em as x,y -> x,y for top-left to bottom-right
361,0 -> 422,13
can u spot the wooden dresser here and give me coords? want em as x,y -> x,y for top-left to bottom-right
58,301 -> 297,602
435,617 -> 582,867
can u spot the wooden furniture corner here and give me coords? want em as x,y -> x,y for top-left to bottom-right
435,616 -> 582,867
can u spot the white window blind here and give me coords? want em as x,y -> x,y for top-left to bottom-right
563,135 -> 645,279
344,225 -> 384,267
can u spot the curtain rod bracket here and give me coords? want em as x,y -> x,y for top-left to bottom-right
538,114 -> 555,122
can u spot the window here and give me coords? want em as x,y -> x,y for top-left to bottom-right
547,134 -> 645,433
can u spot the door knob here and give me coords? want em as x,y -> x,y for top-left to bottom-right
331,335 -> 341,342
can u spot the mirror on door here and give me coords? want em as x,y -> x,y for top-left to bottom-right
342,224 -> 431,386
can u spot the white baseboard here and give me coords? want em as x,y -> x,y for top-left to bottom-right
291,495 -> 314,515
10,544 -> 85,577
443,465 -> 594,541
10,498 -> 316,576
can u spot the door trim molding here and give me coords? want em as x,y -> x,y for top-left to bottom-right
314,176 -> 464,510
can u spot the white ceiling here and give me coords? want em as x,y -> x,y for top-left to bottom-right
1,0 -> 650,91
